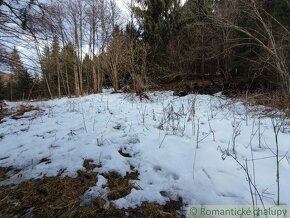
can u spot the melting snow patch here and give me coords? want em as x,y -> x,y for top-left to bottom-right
0,91 -> 290,207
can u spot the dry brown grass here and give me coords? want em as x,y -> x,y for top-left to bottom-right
0,167 -> 12,182
11,105 -> 37,120
248,91 -> 290,113
127,200 -> 183,218
0,162 -> 183,217
0,170 -> 97,217
83,159 -> 101,171
228,90 -> 290,117
102,171 -> 139,201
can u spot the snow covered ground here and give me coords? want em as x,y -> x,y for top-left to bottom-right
0,90 -> 290,208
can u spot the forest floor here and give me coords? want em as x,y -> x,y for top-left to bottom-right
0,90 -> 290,217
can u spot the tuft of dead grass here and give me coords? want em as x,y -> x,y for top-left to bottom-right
102,171 -> 139,201
83,159 -> 100,171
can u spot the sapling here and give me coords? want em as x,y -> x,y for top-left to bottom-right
245,160 -> 256,214
271,116 -> 285,205
137,102 -> 147,126
187,96 -> 197,136
207,114 -> 215,141
192,145 -> 198,180
219,147 -> 265,209
195,117 -> 210,149
192,116 -> 200,180
209,96 -> 214,119
105,115 -> 112,128
231,116 -> 242,154
196,118 -> 200,149
248,119 -> 258,206
247,119 -> 258,149
159,133 -> 168,148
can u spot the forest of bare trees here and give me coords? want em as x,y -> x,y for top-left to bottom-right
0,0 -> 290,100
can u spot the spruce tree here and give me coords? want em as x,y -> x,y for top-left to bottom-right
9,47 -> 25,76
82,54 -> 93,94
15,70 -> 33,99
135,0 -> 181,51
51,36 -> 61,97
134,0 -> 182,76
9,48 -> 33,99
60,42 -> 77,95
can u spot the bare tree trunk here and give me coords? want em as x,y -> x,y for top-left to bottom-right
74,63 -> 80,96
112,63 -> 118,92
44,75 -> 53,99
60,66 -> 67,96
88,1 -> 98,93
97,57 -> 103,92
78,4 -> 83,95
92,63 -> 98,92
201,26 -> 205,76
57,56 -> 61,98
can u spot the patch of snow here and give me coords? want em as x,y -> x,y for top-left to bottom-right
1,91 -> 290,208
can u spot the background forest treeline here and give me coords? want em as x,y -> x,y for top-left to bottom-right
0,0 -> 290,101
